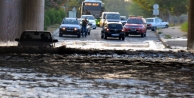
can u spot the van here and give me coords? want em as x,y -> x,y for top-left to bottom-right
99,12 -> 120,27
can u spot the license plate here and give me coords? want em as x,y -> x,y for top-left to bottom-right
111,34 -> 119,36
131,29 -> 136,31
67,30 -> 73,31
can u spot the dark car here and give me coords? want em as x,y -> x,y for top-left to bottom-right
124,16 -> 147,37
101,22 -> 125,40
59,18 -> 81,38
15,30 -> 58,47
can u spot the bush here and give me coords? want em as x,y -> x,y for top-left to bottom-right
44,8 -> 66,30
181,22 -> 188,32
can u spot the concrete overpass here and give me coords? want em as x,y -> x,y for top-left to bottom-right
0,0 -> 194,50
0,0 -> 44,41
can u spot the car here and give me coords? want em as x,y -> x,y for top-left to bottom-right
59,18 -> 81,38
81,15 -> 97,29
101,22 -> 125,40
15,30 -> 58,48
103,12 -> 121,27
146,17 -> 169,31
99,12 -> 120,27
78,18 -> 92,35
120,16 -> 127,25
124,16 -> 147,37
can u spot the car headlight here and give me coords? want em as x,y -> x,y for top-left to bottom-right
124,26 -> 130,28
62,27 -> 66,30
74,28 -> 78,31
138,26 -> 144,29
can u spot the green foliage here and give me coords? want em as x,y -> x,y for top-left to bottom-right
127,2 -> 151,17
44,8 -> 66,30
132,0 -> 188,16
181,22 -> 188,32
104,0 -> 130,17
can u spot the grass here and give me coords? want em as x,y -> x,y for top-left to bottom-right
46,24 -> 60,33
164,35 -> 172,39
157,31 -> 162,34
181,22 -> 188,32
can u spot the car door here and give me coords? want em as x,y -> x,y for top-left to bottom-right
157,18 -> 166,28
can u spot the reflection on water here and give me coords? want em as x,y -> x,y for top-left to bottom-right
0,52 -> 194,97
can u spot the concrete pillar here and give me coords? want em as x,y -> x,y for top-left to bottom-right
22,0 -> 45,31
187,0 -> 194,50
0,0 -> 23,41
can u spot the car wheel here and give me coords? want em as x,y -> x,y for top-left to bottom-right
152,27 -> 157,31
119,37 -> 121,40
77,33 -> 81,38
105,36 -> 107,39
101,35 -> 104,39
141,33 -> 144,37
165,24 -> 169,28
125,33 -> 128,37
59,31 -> 62,37
122,37 -> 125,40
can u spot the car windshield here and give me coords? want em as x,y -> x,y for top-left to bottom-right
120,16 -> 127,21
103,13 -> 107,19
81,16 -> 95,20
106,14 -> 120,20
108,24 -> 123,29
146,19 -> 154,22
62,19 -> 79,24
127,19 -> 143,24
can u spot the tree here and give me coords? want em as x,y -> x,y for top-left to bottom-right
132,0 -> 188,17
104,0 -> 130,17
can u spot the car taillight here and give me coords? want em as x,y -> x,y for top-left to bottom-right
106,28 -> 109,32
122,29 -> 125,32
147,24 -> 151,26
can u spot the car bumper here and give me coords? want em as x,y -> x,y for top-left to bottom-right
60,29 -> 80,35
125,29 -> 145,35
105,32 -> 125,37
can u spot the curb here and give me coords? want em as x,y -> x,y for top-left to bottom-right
155,30 -> 171,49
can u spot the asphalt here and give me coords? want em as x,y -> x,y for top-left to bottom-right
156,26 -> 187,50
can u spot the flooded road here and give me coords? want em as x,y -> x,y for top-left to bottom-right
0,49 -> 194,98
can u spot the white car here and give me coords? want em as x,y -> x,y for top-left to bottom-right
146,17 -> 169,31
81,15 -> 96,29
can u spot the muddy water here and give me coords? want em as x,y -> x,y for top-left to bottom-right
0,49 -> 194,97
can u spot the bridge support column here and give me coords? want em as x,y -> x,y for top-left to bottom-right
22,0 -> 45,31
188,0 -> 194,50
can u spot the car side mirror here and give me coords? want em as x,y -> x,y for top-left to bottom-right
53,39 -> 58,42
15,38 -> 20,41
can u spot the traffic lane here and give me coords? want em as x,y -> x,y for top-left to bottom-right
52,27 -> 164,49
53,27 -> 160,42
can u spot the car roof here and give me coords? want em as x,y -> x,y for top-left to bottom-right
64,17 -> 78,20
128,16 -> 144,19
146,17 -> 160,19
107,22 -> 122,25
102,12 -> 119,14
81,15 -> 94,16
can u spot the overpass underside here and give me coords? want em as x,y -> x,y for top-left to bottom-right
0,0 -> 44,41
